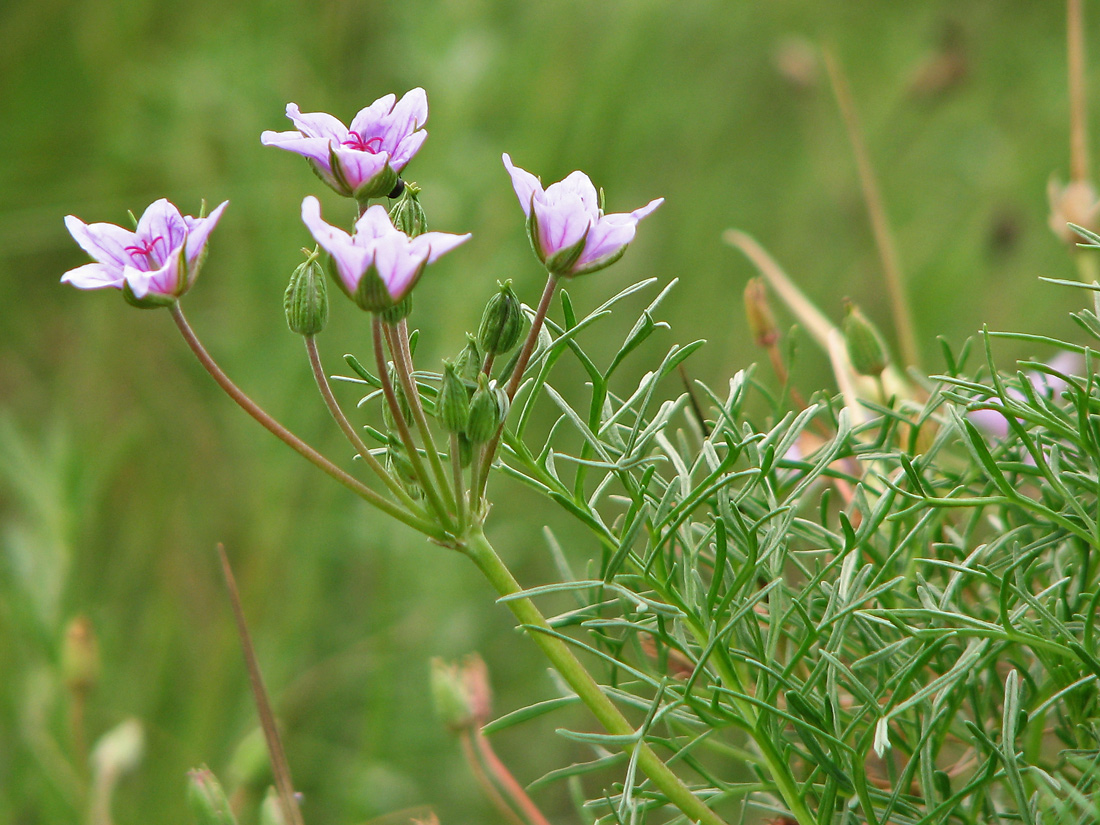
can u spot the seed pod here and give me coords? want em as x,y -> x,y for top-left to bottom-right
477,280 -> 524,355
465,375 -> 509,444
284,251 -> 328,336
843,301 -> 889,377
388,181 -> 428,238
452,334 -> 483,384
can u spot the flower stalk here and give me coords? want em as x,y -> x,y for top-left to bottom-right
171,304 -> 445,539
461,528 -> 730,825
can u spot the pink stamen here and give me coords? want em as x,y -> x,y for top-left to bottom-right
125,235 -> 164,266
342,132 -> 385,153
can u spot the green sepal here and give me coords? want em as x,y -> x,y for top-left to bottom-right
543,227 -> 590,278
438,361 -> 471,434
354,164 -> 400,205
121,280 -> 177,309
377,293 -> 413,324
569,243 -> 627,278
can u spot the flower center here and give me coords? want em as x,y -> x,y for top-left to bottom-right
342,132 -> 385,154
125,235 -> 165,268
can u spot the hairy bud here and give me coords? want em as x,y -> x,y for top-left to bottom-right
61,615 -> 100,696
389,181 -> 428,238
438,362 -> 471,434
478,280 -> 524,355
284,249 -> 328,336
465,375 -> 509,444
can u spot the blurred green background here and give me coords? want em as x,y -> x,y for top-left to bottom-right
0,1 -> 1093,823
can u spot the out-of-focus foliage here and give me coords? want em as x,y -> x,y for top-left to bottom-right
0,1 -> 1092,823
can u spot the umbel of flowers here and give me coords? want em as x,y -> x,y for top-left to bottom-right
56,89 -> 730,825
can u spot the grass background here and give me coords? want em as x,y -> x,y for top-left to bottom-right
0,1 -> 1093,823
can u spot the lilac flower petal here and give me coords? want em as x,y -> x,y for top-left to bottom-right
301,196 -> 372,292
348,94 -> 398,138
630,197 -> 664,222
331,145 -> 390,192
60,262 -> 125,290
577,215 -> 638,267
355,204 -> 399,240
260,132 -> 336,172
390,88 -> 428,131
125,256 -> 180,300
390,129 -> 428,171
546,170 -> 599,217
411,231 -> 472,265
64,216 -> 136,270
384,252 -> 425,300
183,201 -> 229,264
967,406 -> 1010,440
136,198 -> 188,258
285,103 -> 348,142
372,240 -> 403,297
533,192 -> 591,256
502,154 -> 542,218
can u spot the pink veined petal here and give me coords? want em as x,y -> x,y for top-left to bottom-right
411,231 -> 472,265
124,252 -> 180,299
136,199 -> 188,261
384,248 -> 426,301
330,145 -> 390,192
630,197 -> 664,222
532,192 -> 591,257
576,216 -> 637,268
64,215 -> 135,271
60,262 -> 124,290
260,132 -> 336,172
371,237 -> 404,297
285,103 -> 348,142
389,129 -> 428,171
354,204 -> 399,241
301,197 -> 371,292
183,201 -> 229,264
547,171 -> 600,217
348,94 -> 398,138
388,87 -> 429,133
502,154 -> 542,218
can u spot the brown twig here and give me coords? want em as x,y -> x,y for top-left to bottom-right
217,544 -> 304,825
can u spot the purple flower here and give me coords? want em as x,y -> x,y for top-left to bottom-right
502,153 -> 663,277
262,90 -> 428,202
300,196 -> 469,313
967,352 -> 1080,439
62,199 -> 228,307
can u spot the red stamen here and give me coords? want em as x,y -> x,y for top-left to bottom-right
125,235 -> 164,264
342,132 -> 385,153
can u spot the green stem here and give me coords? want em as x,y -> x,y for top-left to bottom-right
462,529 -> 730,825
170,304 -> 444,540
305,336 -> 428,518
392,319 -> 457,513
476,274 -> 559,501
372,317 -> 455,531
450,433 -> 467,533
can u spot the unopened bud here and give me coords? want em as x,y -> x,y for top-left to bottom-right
284,249 -> 328,336
386,438 -> 423,499
259,788 -> 287,825
187,767 -> 238,825
62,615 -> 100,695
843,301 -> 889,377
431,658 -> 473,731
91,718 -> 145,779
743,277 -> 778,348
1048,178 -> 1100,245
477,281 -> 524,355
465,375 -> 509,444
389,182 -> 428,238
453,334 -> 483,383
438,362 -> 471,434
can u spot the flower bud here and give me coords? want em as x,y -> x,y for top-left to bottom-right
1048,177 -> 1100,245
465,375 -> 509,444
388,181 -> 428,238
91,718 -> 145,780
438,362 -> 471,434
187,767 -> 239,825
259,787 -> 287,825
431,655 -> 491,733
842,301 -> 889,377
743,277 -> 778,348
453,334 -> 483,384
477,281 -> 525,355
284,249 -> 328,336
61,615 -> 100,696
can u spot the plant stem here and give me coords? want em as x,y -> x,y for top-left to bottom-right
170,304 -> 444,539
392,319 -> 457,513
372,316 -> 455,531
475,275 -> 559,503
1069,0 -> 1089,184
451,433 -> 467,532
823,46 -> 920,371
217,544 -> 304,825
304,336 -> 427,517
462,529 -> 730,825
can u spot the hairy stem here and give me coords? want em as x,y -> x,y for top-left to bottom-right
372,316 -> 455,531
170,304 -> 444,539
463,529 -> 730,825
305,336 -> 427,517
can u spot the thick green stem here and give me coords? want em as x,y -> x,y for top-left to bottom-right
372,317 -> 455,531
463,529 -> 730,825
171,304 -> 444,539
305,336 -> 427,517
